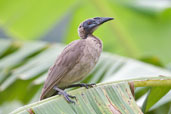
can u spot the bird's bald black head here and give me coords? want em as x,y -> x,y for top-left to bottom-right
78,17 -> 114,39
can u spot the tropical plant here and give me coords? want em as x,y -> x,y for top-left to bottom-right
0,40 -> 171,114
0,0 -> 171,113
11,77 -> 171,114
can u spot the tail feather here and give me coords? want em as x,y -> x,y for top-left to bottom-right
40,87 -> 56,100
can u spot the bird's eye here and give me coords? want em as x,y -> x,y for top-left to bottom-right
87,21 -> 92,25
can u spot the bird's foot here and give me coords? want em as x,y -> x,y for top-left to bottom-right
53,86 -> 76,103
58,91 -> 76,104
67,83 -> 96,89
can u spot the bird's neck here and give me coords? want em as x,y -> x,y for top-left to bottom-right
87,34 -> 95,38
78,27 -> 94,39
78,27 -> 98,39
79,33 -> 91,39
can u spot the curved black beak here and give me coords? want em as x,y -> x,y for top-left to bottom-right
94,17 -> 114,25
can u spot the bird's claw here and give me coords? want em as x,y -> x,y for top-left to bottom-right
58,91 -> 76,104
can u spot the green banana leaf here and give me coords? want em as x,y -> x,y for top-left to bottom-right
11,77 -> 171,114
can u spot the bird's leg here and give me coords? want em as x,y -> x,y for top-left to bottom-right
66,83 -> 96,89
53,86 -> 76,103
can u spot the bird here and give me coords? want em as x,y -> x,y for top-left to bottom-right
40,17 -> 114,103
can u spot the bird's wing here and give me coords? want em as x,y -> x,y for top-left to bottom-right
40,40 -> 86,99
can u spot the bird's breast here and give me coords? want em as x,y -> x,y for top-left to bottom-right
68,37 -> 102,81
81,37 -> 102,67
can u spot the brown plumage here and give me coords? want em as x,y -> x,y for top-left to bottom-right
40,17 -> 113,102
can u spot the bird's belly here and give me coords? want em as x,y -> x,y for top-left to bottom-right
57,42 -> 102,88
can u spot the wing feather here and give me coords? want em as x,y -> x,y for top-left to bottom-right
40,40 -> 85,100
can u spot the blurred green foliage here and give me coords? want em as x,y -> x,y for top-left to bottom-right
0,0 -> 171,65
0,0 -> 171,113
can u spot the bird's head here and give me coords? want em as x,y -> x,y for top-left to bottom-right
78,17 -> 114,39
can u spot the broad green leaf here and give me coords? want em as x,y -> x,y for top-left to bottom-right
11,82 -> 143,114
149,91 -> 171,111
135,87 -> 150,100
11,77 -> 171,114
0,44 -> 64,91
144,87 -> 171,112
0,42 -> 47,69
0,41 -> 47,87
